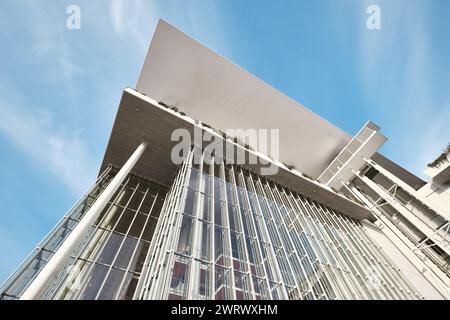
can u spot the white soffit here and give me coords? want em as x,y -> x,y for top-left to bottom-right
136,20 -> 352,179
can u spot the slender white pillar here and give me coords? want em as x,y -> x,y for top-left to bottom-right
20,142 -> 148,300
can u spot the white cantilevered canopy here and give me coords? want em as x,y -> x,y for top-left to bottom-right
136,20 -> 353,179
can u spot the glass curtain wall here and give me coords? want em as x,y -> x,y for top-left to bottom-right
137,149 -> 421,300
0,166 -> 166,300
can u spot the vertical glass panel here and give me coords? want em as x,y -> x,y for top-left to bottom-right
150,197 -> 164,218
129,213 -> 147,238
275,250 -> 296,287
241,210 -> 251,236
115,187 -> 134,207
301,234 -> 317,261
199,264 -> 211,299
115,208 -> 137,234
94,231 -> 123,266
269,281 -> 284,300
0,249 -> 53,299
289,229 -> 306,257
201,194 -> 212,222
128,191 -> 144,211
71,199 -> 92,221
234,271 -> 245,296
246,237 -> 255,264
114,236 -> 138,269
250,240 -> 266,278
123,274 -> 139,300
142,218 -> 157,241
43,219 -> 77,252
188,168 -> 199,190
215,227 -> 225,266
214,200 -> 225,227
139,195 -> 155,215
214,177 -> 225,200
177,216 -> 193,255
133,241 -> 150,274
96,268 -> 125,300
127,175 -> 140,189
289,253 -> 308,292
252,276 -> 269,300
260,247 -> 275,282
170,258 -> 190,298
230,231 -> 240,260
226,183 -> 236,205
278,226 -> 294,252
228,204 -> 238,232
253,215 -> 266,243
268,202 -> 283,223
215,266 -> 232,300
202,175 -> 212,196
200,222 -> 211,261
237,188 -> 247,209
247,193 -> 258,214
183,189 -> 196,216
266,220 -> 282,248
66,262 -> 110,300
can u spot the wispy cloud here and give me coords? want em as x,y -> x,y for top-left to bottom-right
0,2 -> 98,195
0,0 -> 234,282
0,0 -> 233,198
58,58 -> 85,80
0,97 -> 95,195
356,0 -> 450,177
110,0 -> 160,52
23,2 -> 86,94
109,0 -> 232,58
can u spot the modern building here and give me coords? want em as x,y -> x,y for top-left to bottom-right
1,20 -> 449,300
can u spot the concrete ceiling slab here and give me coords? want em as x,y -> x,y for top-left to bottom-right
100,89 -> 372,221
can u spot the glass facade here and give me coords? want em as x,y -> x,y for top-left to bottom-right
136,150 -> 421,300
0,166 -> 166,300
0,150 -> 423,300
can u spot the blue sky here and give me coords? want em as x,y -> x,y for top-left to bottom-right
0,0 -> 449,281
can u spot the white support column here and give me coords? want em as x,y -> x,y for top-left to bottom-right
20,142 -> 148,300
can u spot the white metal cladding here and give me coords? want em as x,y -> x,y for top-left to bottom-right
136,20 -> 353,180
349,161 -> 450,296
137,148 -> 421,300
318,121 -> 387,191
